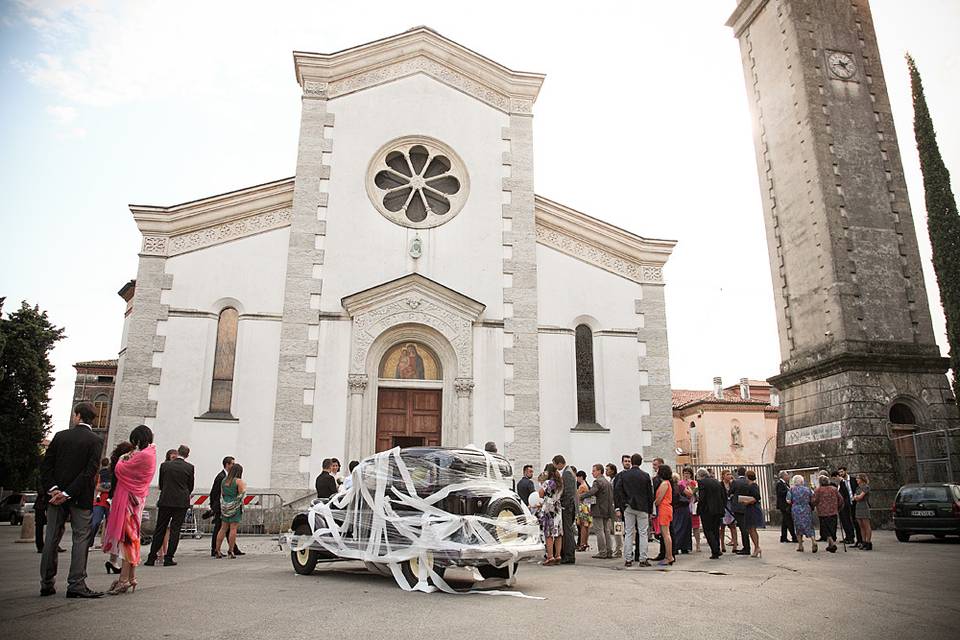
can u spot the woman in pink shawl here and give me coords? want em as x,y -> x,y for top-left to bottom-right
102,425 -> 156,594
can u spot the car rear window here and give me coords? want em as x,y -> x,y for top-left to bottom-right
898,486 -> 950,502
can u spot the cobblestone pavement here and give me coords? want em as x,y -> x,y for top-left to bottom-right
1,524 -> 958,639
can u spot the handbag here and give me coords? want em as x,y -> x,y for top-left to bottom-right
221,494 -> 244,518
613,521 -> 625,536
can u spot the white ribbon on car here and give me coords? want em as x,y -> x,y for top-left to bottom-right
285,447 -> 544,597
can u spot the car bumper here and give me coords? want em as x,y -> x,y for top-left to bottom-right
894,516 -> 960,533
281,531 -> 543,566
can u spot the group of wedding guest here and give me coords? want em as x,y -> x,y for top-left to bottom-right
530,457 -> 775,567
37,402 -> 251,599
777,468 -> 874,552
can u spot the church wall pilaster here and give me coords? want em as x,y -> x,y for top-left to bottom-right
109,251 -> 172,449
270,84 -> 334,495
636,283 -> 674,468
501,113 -> 541,471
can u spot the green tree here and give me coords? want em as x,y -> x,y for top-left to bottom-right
908,55 -> 960,408
0,299 -> 66,490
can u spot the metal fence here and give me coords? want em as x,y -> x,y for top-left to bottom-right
695,463 -> 776,523
914,430 -> 956,484
142,494 -> 286,539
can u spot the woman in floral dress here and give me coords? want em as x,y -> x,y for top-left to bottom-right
787,475 -> 817,553
575,470 -> 593,551
538,463 -> 564,565
102,425 -> 156,594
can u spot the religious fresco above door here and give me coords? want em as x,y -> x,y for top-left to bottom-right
379,342 -> 441,380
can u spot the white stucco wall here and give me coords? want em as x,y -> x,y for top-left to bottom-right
150,229 -> 289,489
162,228 -> 289,314
322,75 -> 509,317
536,243 -> 647,473
472,325 -> 505,448
308,319 -> 352,476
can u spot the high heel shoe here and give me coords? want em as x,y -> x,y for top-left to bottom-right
105,561 -> 121,574
812,542 -> 818,553
107,579 -> 132,595
228,552 -> 236,559
751,549 -> 762,558
215,551 -> 225,559
658,558 -> 675,566
129,579 -> 137,592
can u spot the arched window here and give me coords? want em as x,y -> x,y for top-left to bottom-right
209,307 -> 239,416
93,394 -> 110,429
575,324 -> 597,426
889,403 -> 916,425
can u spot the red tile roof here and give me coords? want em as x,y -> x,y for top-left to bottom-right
672,388 -> 775,410
74,359 -> 118,368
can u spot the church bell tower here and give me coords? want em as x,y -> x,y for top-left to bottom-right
726,0 -> 959,510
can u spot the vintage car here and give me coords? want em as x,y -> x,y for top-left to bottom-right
283,447 -> 542,590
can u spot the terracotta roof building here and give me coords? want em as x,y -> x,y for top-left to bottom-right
673,377 -> 779,467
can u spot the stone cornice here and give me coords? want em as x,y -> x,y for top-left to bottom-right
131,177 -> 294,236
726,0 -> 769,38
293,26 -> 544,114
534,195 -> 676,284
131,178 -> 295,257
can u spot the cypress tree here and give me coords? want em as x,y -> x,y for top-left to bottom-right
907,54 -> 960,408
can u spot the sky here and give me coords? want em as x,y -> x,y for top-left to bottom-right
1,0 -> 958,433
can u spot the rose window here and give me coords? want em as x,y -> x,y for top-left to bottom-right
366,137 -> 469,228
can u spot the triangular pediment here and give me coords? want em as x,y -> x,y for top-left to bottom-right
341,273 -> 485,321
294,27 -> 544,114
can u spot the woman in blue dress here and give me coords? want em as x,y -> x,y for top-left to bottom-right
787,475 -> 816,553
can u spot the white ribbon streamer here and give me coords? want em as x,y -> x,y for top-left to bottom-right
283,447 -> 544,595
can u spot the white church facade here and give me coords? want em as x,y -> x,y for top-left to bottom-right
109,27 -> 676,498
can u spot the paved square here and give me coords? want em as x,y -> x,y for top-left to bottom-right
1,524 -> 957,639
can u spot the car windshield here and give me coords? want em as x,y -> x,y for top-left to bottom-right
360,449 -> 512,496
898,486 -> 950,502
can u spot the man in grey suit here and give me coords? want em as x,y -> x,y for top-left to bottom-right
553,454 -> 577,564
578,464 -> 615,558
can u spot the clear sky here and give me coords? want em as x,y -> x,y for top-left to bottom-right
1,0 -> 958,433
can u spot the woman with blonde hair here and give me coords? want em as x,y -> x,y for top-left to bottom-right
215,463 -> 246,559
853,473 -> 873,551
787,474 -> 816,552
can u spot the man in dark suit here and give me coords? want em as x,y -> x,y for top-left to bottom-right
729,466 -> 752,555
776,471 -> 797,543
209,456 -> 242,557
837,466 -> 860,545
696,468 -> 726,559
146,444 -> 195,566
554,455 -> 577,564
516,464 -> 535,506
315,458 -> 338,499
38,402 -> 104,598
612,455 -> 631,558
618,453 -> 654,566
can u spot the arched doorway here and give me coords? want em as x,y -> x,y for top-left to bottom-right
889,399 -> 920,484
375,341 -> 443,451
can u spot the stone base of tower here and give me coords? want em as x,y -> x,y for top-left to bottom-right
770,348 -> 959,524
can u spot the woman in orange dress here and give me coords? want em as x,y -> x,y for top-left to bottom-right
655,464 -> 675,566
102,425 -> 156,594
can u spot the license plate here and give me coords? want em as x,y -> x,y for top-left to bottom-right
911,510 -> 935,516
